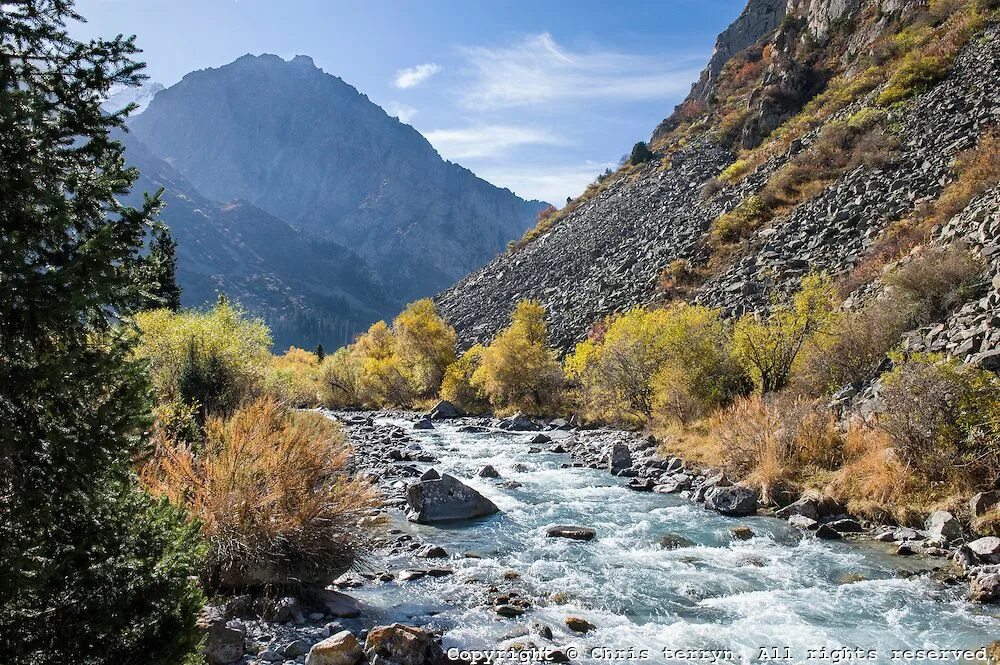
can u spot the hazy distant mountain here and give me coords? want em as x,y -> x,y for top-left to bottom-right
129,54 -> 548,302
103,82 -> 165,114
120,130 -> 399,351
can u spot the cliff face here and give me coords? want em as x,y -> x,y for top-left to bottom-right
437,0 -> 1000,378
129,54 -> 547,303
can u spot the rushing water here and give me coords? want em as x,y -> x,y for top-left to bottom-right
348,416 -> 1000,664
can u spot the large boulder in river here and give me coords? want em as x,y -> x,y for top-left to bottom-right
406,474 -> 499,523
427,400 -> 462,420
704,485 -> 758,516
969,537 -> 1000,562
925,510 -> 962,542
607,442 -> 633,475
364,623 -> 445,665
498,413 -> 540,431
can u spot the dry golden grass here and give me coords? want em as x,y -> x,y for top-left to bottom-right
143,398 -> 381,590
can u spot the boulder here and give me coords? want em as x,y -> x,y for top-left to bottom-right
267,596 -> 305,624
815,524 -> 842,540
416,545 -> 448,559
658,533 -> 696,549
825,518 -> 864,534
607,442 -> 633,475
198,607 -> 245,665
730,526 -> 754,540
284,639 -> 311,658
412,418 -> 434,430
704,485 -> 758,516
530,433 -> 552,444
972,573 -> 1000,602
969,537 -> 1000,562
427,400 -> 461,420
477,464 -> 501,478
971,491 -> 1000,517
774,497 -> 819,521
419,468 -> 441,481
316,589 -> 363,618
924,510 -> 962,542
306,631 -> 363,665
565,617 -> 596,633
364,623 -> 446,665
788,514 -> 818,531
498,414 -> 539,431
406,473 -> 500,523
627,477 -> 655,492
545,525 -> 596,541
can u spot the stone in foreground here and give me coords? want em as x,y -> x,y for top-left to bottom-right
406,473 -> 500,523
545,525 -> 596,541
305,631 -> 362,665
364,623 -> 445,665
704,485 -> 758,516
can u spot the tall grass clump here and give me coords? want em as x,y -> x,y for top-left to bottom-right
143,399 -> 380,590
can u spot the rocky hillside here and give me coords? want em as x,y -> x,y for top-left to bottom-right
129,54 -> 548,302
437,0 -> 1000,377
121,131 -> 398,350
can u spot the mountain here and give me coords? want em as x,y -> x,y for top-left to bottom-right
128,54 -> 548,302
103,81 -> 165,114
436,0 -> 1000,376
120,130 -> 398,351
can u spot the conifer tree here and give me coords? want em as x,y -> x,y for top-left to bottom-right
0,2 -> 203,662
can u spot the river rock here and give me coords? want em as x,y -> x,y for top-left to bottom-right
317,589 -> 363,618
971,491 -> 1000,517
970,537 -> 1000,562
267,596 -> 305,624
607,442 -> 633,475
530,433 -> 552,444
406,473 -> 500,523
825,518 -> 864,534
364,623 -> 445,665
565,617 -> 596,633
495,604 -> 525,617
788,514 -> 819,530
704,485 -> 758,516
658,533 -> 696,549
499,413 -> 539,431
815,524 -> 842,540
731,526 -> 754,540
419,468 -> 441,481
774,497 -> 820,520
972,573 -> 1000,602
627,477 -> 655,492
925,510 -> 962,542
477,464 -> 501,478
416,545 -> 448,559
198,607 -> 245,665
284,639 -> 311,658
412,418 -> 434,430
306,630 -> 363,665
427,400 -> 461,420
546,525 -> 596,541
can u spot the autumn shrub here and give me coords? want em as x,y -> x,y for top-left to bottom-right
440,344 -> 489,414
878,353 -> 1000,484
884,243 -> 984,324
794,298 -> 913,395
710,195 -> 772,244
926,127 -> 1000,226
267,347 -> 324,407
826,424 -> 915,520
393,298 -> 457,396
472,300 -> 564,414
718,394 -> 842,504
320,347 -> 361,407
732,274 -> 837,393
565,305 -> 749,424
143,398 -> 380,590
135,298 -> 272,419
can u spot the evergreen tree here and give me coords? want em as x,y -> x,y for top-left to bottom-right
0,2 -> 204,663
315,343 -> 326,363
629,140 -> 654,165
145,226 -> 182,311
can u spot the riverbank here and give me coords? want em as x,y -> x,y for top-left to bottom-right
201,407 -> 1000,665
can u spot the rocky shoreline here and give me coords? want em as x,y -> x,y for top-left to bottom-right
201,404 -> 1000,665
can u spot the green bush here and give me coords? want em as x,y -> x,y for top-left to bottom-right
629,141 -> 654,165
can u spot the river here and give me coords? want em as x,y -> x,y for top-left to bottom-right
344,415 -> 1000,664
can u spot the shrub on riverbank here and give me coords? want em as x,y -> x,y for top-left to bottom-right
142,398 -> 379,590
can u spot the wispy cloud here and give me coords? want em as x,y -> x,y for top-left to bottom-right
475,161 -> 615,205
393,62 -> 441,89
385,101 -> 417,123
424,125 -> 566,160
459,32 -> 701,109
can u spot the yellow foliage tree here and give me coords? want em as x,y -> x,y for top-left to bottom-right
440,344 -> 488,413
732,274 -> 837,393
267,347 -> 323,407
471,300 -> 563,414
392,298 -> 457,397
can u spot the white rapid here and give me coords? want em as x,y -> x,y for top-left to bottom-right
348,417 -> 1000,664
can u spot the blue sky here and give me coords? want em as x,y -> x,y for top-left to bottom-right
73,0 -> 746,204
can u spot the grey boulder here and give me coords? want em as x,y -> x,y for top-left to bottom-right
704,485 -> 758,516
406,473 -> 500,523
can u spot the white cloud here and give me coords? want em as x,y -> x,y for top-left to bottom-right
424,125 -> 566,160
393,62 -> 441,89
475,161 -> 616,205
459,32 -> 702,109
386,101 -> 418,123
